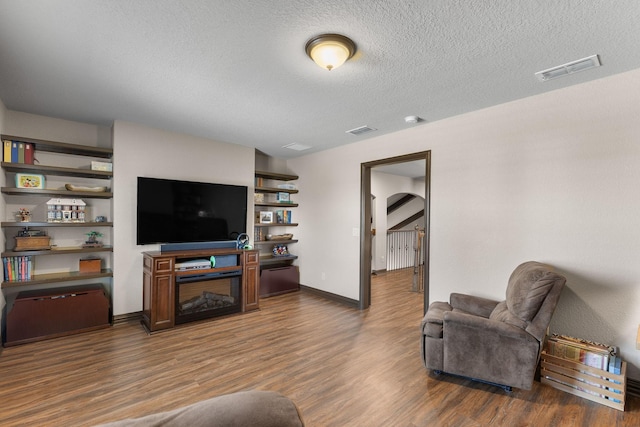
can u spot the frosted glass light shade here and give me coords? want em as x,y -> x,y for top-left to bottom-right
305,34 -> 356,71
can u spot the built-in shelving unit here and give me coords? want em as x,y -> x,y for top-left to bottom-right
253,170 -> 300,296
1,134 -> 113,344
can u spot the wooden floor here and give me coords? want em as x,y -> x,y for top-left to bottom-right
1,269 -> 639,426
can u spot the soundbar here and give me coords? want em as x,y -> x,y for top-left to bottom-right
161,240 -> 237,252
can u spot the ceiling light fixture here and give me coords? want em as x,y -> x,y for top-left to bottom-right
305,34 -> 356,71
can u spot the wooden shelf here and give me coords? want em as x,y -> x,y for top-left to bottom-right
1,162 -> 112,179
255,170 -> 297,181
2,187 -> 112,198
255,223 -> 298,227
174,265 -> 242,277
255,186 -> 298,194
1,135 -> 113,158
1,268 -> 113,288
255,202 -> 298,208
1,221 -> 113,227
259,255 -> 298,266
253,239 -> 298,246
2,246 -> 113,257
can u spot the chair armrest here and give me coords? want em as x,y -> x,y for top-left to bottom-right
449,293 -> 500,318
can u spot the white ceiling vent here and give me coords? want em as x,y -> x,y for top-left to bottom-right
535,54 -> 601,82
282,143 -> 312,151
346,125 -> 377,136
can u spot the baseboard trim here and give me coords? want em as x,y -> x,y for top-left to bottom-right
113,311 -> 142,325
628,377 -> 640,397
300,285 -> 359,308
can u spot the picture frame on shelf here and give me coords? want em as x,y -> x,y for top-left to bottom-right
260,211 -> 273,224
15,173 -> 45,189
276,192 -> 290,203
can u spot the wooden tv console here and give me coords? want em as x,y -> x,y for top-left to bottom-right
142,248 -> 259,333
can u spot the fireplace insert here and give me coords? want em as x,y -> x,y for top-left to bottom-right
175,271 -> 242,324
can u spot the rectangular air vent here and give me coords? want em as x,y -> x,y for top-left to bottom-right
346,125 -> 377,136
535,54 -> 601,82
282,143 -> 312,151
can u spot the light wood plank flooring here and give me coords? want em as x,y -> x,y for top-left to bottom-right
0,269 -> 638,426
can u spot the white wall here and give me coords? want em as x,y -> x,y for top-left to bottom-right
289,68 -> 640,379
371,171 -> 425,271
112,120 -> 255,315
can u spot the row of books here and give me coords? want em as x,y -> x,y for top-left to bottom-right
2,256 -> 34,282
546,334 -> 615,370
3,140 -> 35,164
275,209 -> 293,224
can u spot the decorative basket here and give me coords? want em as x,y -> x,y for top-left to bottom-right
267,233 -> 293,241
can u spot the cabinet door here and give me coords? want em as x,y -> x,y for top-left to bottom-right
151,274 -> 174,330
142,255 -> 174,332
242,251 -> 260,311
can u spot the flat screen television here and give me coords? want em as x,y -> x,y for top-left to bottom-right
136,177 -> 248,245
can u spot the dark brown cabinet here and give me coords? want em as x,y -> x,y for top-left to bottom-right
242,250 -> 260,311
142,248 -> 259,333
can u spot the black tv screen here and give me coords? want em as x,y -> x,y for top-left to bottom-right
136,177 -> 248,245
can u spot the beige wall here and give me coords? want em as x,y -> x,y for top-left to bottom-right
289,68 -> 640,379
112,120 -> 255,315
1,69 -> 639,379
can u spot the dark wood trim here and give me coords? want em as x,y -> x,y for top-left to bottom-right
359,163 -> 372,310
300,284 -> 359,308
387,194 -> 416,214
112,311 -> 142,325
389,210 -> 425,230
629,378 -> 640,397
361,150 -> 431,313
254,170 -> 298,181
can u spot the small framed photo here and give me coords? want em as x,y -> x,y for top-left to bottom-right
276,192 -> 290,203
260,211 -> 273,224
15,173 -> 45,189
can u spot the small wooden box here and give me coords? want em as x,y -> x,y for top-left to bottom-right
79,258 -> 101,273
14,236 -> 51,251
540,351 -> 626,411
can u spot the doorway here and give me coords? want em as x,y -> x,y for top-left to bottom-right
359,151 -> 431,312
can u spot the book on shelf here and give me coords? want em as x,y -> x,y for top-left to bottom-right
546,334 -> 614,370
275,210 -> 292,224
2,256 -> 34,282
18,142 -> 25,163
3,140 -> 11,162
607,355 -> 623,403
254,226 -> 264,242
24,142 -> 34,164
11,141 -> 18,163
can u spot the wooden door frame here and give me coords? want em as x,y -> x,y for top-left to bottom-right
359,151 -> 431,311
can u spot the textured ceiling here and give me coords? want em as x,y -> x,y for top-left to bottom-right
0,1 -> 639,158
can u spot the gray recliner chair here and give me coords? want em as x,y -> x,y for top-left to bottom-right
421,261 -> 566,390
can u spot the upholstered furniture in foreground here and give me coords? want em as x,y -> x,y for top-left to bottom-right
421,261 -> 566,390
97,390 -> 304,427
